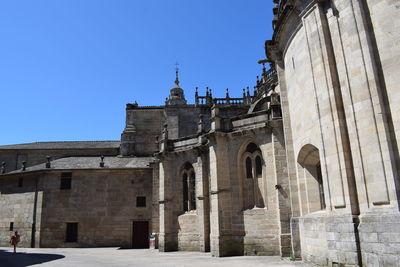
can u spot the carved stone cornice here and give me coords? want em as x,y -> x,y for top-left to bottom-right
266,0 -> 327,65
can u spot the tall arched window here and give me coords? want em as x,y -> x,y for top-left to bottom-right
189,172 -> 196,210
246,157 -> 253,178
242,143 -> 265,210
182,162 -> 196,212
182,173 -> 189,211
255,156 -> 262,178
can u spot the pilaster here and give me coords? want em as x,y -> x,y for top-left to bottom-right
194,148 -> 210,252
158,156 -> 178,251
209,134 -> 241,256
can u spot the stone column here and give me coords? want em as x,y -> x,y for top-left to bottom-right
272,123 -> 292,257
150,161 -> 160,248
209,134 -> 239,256
158,156 -> 177,251
274,62 -> 302,258
194,147 -> 210,252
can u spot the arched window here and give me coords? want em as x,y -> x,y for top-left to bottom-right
189,171 -> 196,210
255,156 -> 262,178
182,173 -> 189,212
246,157 -> 253,178
182,162 -> 196,212
242,143 -> 265,210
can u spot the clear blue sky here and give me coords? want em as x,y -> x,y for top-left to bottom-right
0,0 -> 274,145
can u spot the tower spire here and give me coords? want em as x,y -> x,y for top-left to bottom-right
165,62 -> 186,106
175,62 -> 180,87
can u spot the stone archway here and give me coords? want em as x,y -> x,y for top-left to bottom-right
297,144 -> 326,214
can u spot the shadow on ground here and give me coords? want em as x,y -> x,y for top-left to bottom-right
0,250 -> 65,267
117,247 -> 149,250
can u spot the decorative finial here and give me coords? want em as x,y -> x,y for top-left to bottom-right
226,88 -> 230,99
1,162 -> 5,174
46,156 -> 51,168
198,114 -> 205,134
175,62 -> 180,86
100,156 -> 105,168
195,87 -> 199,106
162,123 -> 169,140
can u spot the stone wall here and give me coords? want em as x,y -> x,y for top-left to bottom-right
270,0 -> 400,266
177,212 -> 200,251
300,213 -> 360,266
243,209 -> 280,256
39,169 -> 153,248
159,149 -> 208,252
122,108 -> 164,156
367,0 -> 400,160
0,174 -> 42,248
207,122 -> 288,257
165,107 -> 210,138
359,212 -> 400,266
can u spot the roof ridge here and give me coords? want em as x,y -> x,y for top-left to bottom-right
0,140 -> 120,146
30,140 -> 120,144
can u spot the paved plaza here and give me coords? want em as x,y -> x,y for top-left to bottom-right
0,247 -> 310,267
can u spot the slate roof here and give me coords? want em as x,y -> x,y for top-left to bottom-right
0,141 -> 120,150
4,156 -> 154,174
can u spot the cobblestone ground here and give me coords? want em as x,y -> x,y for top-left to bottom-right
0,247 -> 311,267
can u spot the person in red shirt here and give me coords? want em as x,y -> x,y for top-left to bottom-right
10,231 -> 20,253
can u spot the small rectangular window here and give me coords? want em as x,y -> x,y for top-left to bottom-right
60,172 -> 72,190
18,177 -> 23,187
136,196 -> 146,207
9,222 -> 14,231
65,222 -> 78,242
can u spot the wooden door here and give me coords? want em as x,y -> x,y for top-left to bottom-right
132,221 -> 149,249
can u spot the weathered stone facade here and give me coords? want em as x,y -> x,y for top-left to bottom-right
266,0 -> 400,266
0,157 -> 154,249
0,1 -> 399,266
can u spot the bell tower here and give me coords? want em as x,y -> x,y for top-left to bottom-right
165,64 -> 187,106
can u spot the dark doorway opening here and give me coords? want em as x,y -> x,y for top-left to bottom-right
132,221 -> 149,249
65,222 -> 78,243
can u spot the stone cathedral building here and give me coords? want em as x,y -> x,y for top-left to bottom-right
0,1 -> 399,266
